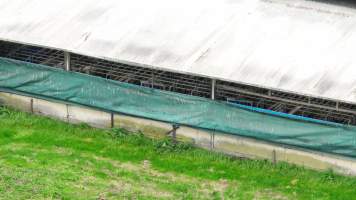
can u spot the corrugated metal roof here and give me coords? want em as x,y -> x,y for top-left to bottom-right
0,0 -> 356,103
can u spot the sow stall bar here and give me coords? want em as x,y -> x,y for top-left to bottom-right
1,57 -> 356,158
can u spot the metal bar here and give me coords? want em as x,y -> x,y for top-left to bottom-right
211,79 -> 216,100
64,51 -> 71,71
289,106 -> 302,114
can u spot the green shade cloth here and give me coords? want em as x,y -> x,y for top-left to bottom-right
1,57 -> 356,158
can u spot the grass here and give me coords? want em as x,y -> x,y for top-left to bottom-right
1,107 -> 356,199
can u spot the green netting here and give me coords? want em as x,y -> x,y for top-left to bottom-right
1,57 -> 356,157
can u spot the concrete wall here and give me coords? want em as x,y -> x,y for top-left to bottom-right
1,91 -> 356,176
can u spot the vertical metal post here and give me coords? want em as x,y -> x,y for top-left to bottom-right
272,150 -> 277,165
210,132 -> 215,150
171,124 -> 179,144
111,113 -> 114,128
211,79 -> 216,100
30,98 -> 34,113
64,51 -> 71,71
66,104 -> 70,123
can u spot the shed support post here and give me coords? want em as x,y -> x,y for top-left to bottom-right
64,51 -> 71,71
211,79 -> 216,100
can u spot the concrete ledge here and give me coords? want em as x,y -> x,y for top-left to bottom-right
1,91 -> 356,176
0,92 -> 32,112
176,126 -> 212,149
33,98 -> 68,121
114,114 -> 171,138
68,105 -> 111,128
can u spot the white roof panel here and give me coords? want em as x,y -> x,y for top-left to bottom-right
0,0 -> 356,103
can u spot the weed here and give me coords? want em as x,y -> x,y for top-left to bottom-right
322,169 -> 336,182
110,128 -> 130,138
154,138 -> 193,154
0,106 -> 11,116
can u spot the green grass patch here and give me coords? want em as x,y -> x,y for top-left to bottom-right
1,107 -> 356,199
